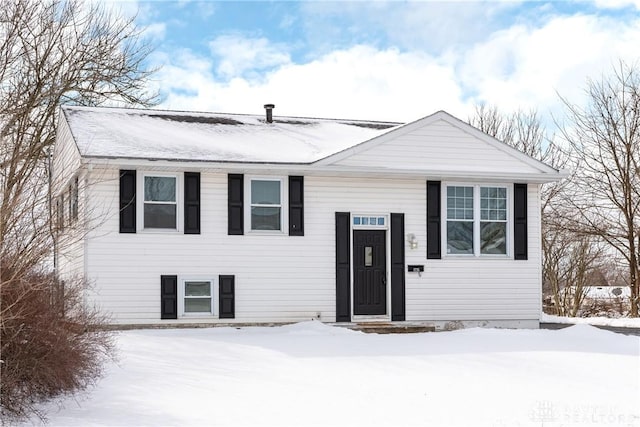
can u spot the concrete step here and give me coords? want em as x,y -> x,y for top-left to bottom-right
348,323 -> 436,334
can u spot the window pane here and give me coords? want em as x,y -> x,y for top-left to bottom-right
447,186 -> 473,220
481,186 -> 507,221
185,298 -> 211,313
145,176 -> 176,202
251,206 -> 281,230
251,180 -> 280,205
365,246 -> 373,266
481,222 -> 506,254
447,221 -> 473,254
144,204 -> 176,228
185,281 -> 211,297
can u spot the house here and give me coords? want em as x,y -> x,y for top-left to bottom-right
52,104 -> 565,328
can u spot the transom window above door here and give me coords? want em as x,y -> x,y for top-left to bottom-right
144,175 -> 177,229
353,215 -> 387,228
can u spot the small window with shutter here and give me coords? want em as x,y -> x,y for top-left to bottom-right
143,175 -> 177,229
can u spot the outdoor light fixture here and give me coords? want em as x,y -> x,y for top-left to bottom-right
407,233 -> 418,250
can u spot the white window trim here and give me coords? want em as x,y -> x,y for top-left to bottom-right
442,182 -> 511,258
244,176 -> 288,234
137,172 -> 182,233
178,276 -> 218,318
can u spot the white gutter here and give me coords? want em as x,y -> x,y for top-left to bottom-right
82,157 -> 568,184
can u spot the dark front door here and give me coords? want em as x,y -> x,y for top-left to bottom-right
353,230 -> 387,315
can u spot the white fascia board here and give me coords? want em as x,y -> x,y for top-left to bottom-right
83,156 -> 567,183
316,165 -> 567,183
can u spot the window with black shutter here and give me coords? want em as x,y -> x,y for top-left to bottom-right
426,181 -> 441,259
119,170 -> 136,233
160,275 -> 178,319
219,275 -> 235,319
184,172 -> 201,234
514,183 -> 528,260
228,174 -> 244,235
288,176 -> 304,236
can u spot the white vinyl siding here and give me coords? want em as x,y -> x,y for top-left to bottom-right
52,118 -> 86,283
333,118 -> 544,175
82,168 -> 541,325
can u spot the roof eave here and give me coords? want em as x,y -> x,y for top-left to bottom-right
81,155 -> 567,183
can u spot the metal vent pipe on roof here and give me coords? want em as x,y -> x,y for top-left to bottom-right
264,104 -> 275,123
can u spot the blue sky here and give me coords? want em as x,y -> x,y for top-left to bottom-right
120,1 -> 640,122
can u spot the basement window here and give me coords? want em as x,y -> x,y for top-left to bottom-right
184,281 -> 212,313
179,277 -> 218,317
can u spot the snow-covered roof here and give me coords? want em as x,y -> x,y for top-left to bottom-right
61,106 -> 400,163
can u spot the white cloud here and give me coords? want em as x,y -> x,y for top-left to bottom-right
157,45 -> 465,122
592,0 -> 640,9
152,7 -> 640,126
208,35 -> 291,79
143,22 -> 166,41
299,1 -> 519,54
459,14 -> 640,119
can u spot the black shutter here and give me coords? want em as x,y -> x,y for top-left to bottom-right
426,181 -> 441,259
335,212 -> 351,322
228,174 -> 244,235
391,213 -> 406,321
184,172 -> 201,234
160,275 -> 177,319
288,176 -> 304,236
219,275 -> 235,319
119,170 -> 136,233
514,183 -> 528,260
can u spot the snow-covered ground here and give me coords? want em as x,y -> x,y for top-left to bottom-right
542,313 -> 640,328
30,322 -> 639,427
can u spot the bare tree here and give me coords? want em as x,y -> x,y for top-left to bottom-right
0,0 -> 156,420
469,105 -> 599,316
470,105 -> 548,159
559,61 -> 640,317
1,0 -> 157,275
542,224 -> 606,316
